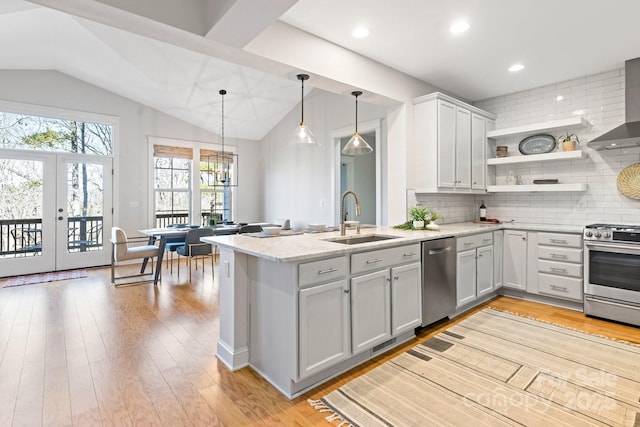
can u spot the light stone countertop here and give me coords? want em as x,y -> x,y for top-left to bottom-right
201,222 -> 504,263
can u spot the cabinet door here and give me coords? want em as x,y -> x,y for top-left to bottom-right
351,270 -> 391,354
493,230 -> 504,289
471,113 -> 486,190
299,280 -> 350,378
390,263 -> 422,336
456,249 -> 477,307
476,245 -> 494,297
503,230 -> 527,290
437,100 -> 457,188
455,107 -> 471,189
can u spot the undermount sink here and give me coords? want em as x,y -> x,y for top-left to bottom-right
325,234 -> 400,245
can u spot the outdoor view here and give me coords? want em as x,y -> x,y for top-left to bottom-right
0,110 -> 112,258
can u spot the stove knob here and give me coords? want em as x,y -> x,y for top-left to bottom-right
603,232 -> 611,238
594,231 -> 602,238
585,230 -> 593,237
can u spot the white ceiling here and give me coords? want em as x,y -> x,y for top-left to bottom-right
2,0 -> 640,140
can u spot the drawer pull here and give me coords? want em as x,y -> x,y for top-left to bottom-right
550,239 -> 568,244
482,238 -> 492,243
464,242 -> 473,246
549,267 -> 568,274
403,252 -> 417,257
318,267 -> 338,275
550,254 -> 568,259
366,258 -> 383,264
550,284 -> 568,292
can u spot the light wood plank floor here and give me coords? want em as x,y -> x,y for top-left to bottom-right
0,261 -> 638,426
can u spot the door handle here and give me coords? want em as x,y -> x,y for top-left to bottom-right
58,216 -> 64,220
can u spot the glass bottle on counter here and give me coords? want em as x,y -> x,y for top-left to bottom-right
479,201 -> 487,222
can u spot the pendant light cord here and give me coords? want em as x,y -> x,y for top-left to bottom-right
300,77 -> 304,124
352,91 -> 362,133
220,89 -> 226,156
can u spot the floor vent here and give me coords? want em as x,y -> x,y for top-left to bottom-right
372,337 -> 397,354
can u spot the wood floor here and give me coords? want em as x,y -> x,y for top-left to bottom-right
1,262 -> 638,426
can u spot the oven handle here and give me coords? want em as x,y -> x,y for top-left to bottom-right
585,241 -> 640,255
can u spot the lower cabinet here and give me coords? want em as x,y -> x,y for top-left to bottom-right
456,232 -> 493,307
298,279 -> 350,378
503,230 -> 527,290
351,270 -> 391,354
390,263 -> 422,336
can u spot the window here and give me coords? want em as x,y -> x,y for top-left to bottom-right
153,145 -> 191,227
0,110 -> 112,155
200,149 -> 233,224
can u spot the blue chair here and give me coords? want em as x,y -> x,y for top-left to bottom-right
164,224 -> 188,271
175,228 -> 215,282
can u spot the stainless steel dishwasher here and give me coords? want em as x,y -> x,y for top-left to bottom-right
421,237 -> 456,327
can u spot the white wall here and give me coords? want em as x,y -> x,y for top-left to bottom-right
0,70 -> 262,234
474,67 -> 640,225
259,89 -> 391,229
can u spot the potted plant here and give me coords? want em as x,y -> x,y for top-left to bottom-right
558,133 -> 579,151
426,209 -> 443,230
408,206 -> 429,229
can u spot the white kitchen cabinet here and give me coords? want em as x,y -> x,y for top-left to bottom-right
536,232 -> 583,302
413,92 -> 495,193
390,262 -> 422,336
456,232 -> 494,307
350,270 -> 391,354
298,279 -> 350,378
493,230 -> 504,289
471,112 -> 487,190
503,230 -> 527,290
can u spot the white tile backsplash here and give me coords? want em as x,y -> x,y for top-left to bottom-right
474,67 -> 640,226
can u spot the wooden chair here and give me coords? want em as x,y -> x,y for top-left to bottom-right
175,228 -> 214,282
110,226 -> 160,286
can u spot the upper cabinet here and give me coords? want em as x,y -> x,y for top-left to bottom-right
413,92 -> 496,194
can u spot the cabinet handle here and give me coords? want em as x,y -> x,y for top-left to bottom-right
550,254 -> 568,259
318,267 -> 338,275
549,267 -> 568,273
393,276 -> 399,280
464,242 -> 473,246
550,284 -> 568,292
550,239 -> 568,244
522,237 -> 526,241
366,258 -> 383,264
483,238 -> 492,243
344,289 -> 350,294
403,252 -> 417,257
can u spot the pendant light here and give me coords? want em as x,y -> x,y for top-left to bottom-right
292,73 -> 319,146
342,91 -> 373,155
206,89 -> 238,187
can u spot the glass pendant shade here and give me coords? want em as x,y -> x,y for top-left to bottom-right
342,91 -> 373,155
292,74 -> 319,146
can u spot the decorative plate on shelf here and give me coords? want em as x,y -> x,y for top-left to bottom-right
518,134 -> 556,155
617,163 -> 640,199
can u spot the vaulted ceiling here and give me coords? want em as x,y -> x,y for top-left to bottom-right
2,0 -> 640,140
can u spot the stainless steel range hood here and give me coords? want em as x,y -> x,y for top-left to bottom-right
588,57 -> 640,150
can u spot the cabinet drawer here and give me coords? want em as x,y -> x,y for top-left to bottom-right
457,232 -> 493,252
351,244 -> 420,275
538,259 -> 582,278
538,273 -> 582,301
537,246 -> 583,263
537,232 -> 582,248
299,256 -> 348,287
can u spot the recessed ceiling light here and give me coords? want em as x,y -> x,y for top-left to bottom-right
352,27 -> 369,38
556,95 -> 564,101
449,21 -> 470,34
508,64 -> 525,72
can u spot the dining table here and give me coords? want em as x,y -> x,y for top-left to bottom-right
138,225 -> 241,285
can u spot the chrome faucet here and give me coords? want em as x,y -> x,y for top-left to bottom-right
340,190 -> 361,236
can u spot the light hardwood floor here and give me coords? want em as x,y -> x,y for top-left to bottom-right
0,261 -> 638,426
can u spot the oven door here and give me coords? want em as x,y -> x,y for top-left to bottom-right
584,241 -> 640,306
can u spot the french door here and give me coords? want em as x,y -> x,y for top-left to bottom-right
0,150 -> 112,277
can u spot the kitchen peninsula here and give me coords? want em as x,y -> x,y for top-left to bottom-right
201,223 -> 501,398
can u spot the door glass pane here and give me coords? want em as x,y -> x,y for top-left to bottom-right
66,162 -> 104,253
202,191 -> 231,225
0,158 -> 43,258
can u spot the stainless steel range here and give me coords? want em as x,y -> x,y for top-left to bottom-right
583,224 -> 640,327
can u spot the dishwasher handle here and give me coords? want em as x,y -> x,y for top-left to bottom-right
428,246 -> 453,255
